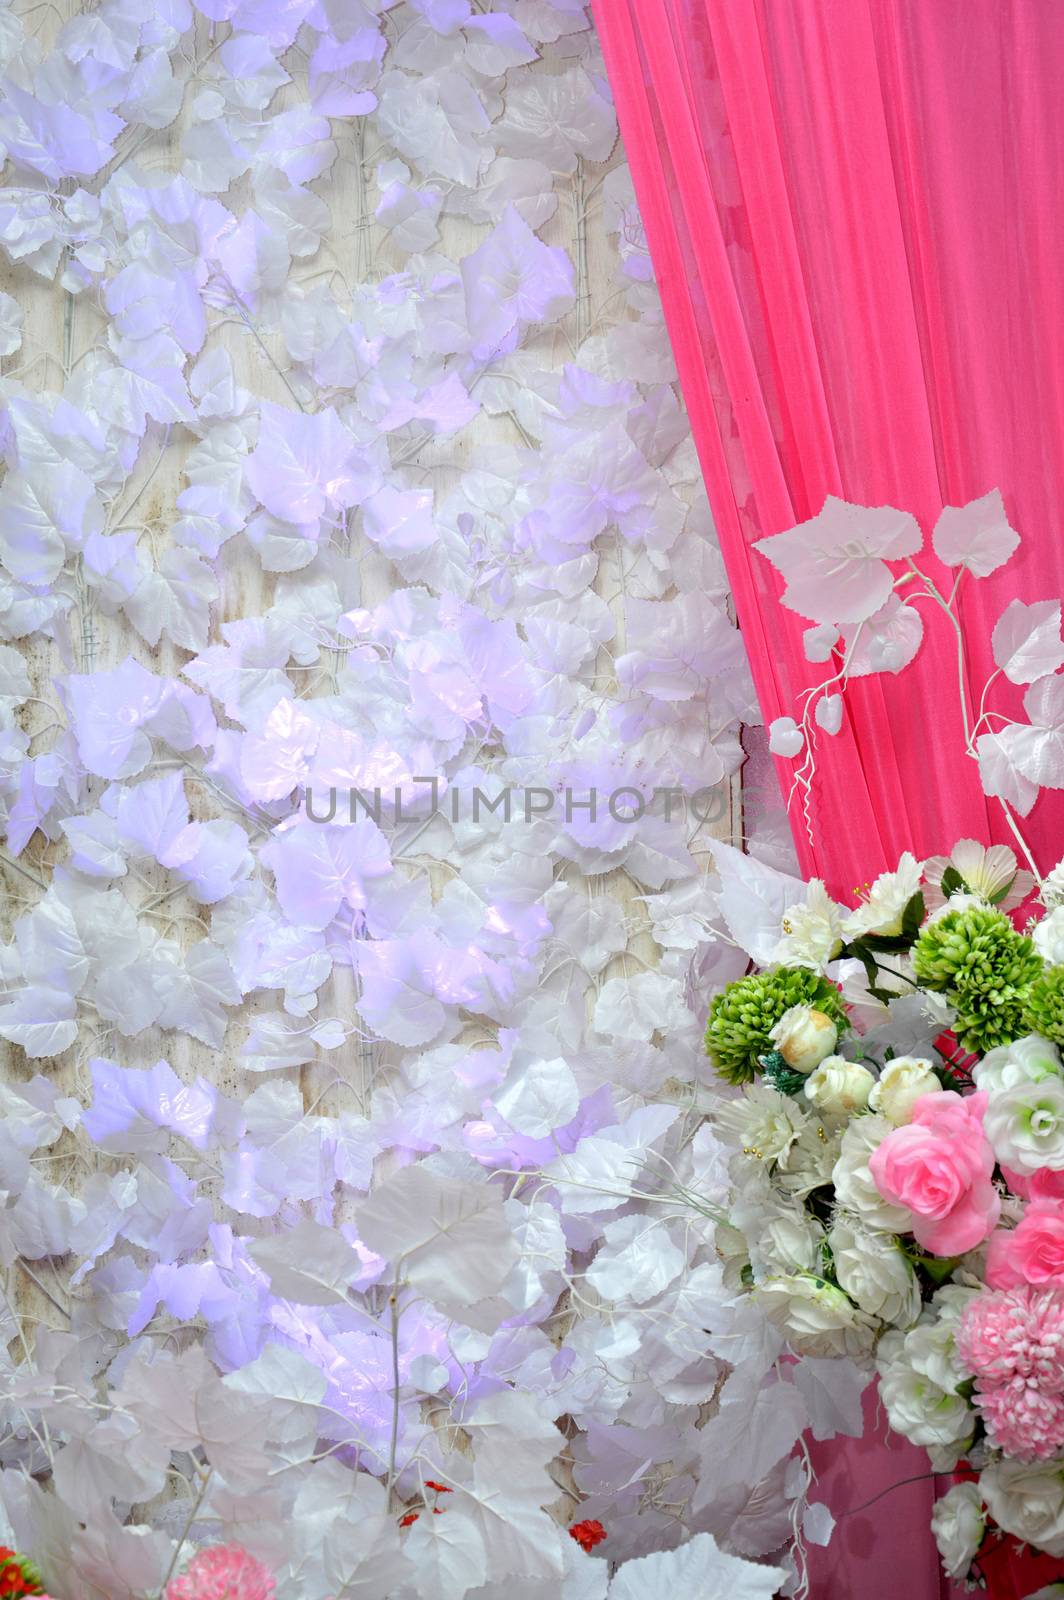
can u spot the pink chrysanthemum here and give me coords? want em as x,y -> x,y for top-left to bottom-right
956,1286 -> 1064,1391
957,1287 -> 1064,1460
976,1375 -> 1064,1460
165,1545 -> 275,1600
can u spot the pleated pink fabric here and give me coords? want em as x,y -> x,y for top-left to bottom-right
593,0 -> 1064,899
592,2 -> 1064,1594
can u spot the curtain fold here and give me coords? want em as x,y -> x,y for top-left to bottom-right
594,0 -> 1064,899
594,2 -> 1064,1594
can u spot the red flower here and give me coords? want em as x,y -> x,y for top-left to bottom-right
0,1550 -> 43,1598
568,1520 -> 607,1554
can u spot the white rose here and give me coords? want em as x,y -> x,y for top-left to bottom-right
980,1461 -> 1064,1558
974,1032 -> 1062,1092
930,1482 -> 984,1579
878,1359 -> 974,1449
868,1056 -> 942,1124
830,1216 -> 921,1326
756,1273 -> 877,1360
803,1056 -> 874,1117
877,1290 -> 978,1458
1034,906 -> 1064,966
983,1075 -> 1064,1174
757,1208 -> 824,1275
769,1004 -> 838,1074
832,1114 -> 913,1232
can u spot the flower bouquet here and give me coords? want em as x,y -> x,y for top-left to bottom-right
706,841 -> 1064,1587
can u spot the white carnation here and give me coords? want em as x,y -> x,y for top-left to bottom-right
775,1116 -> 845,1198
930,1482 -> 984,1579
713,1083 -> 808,1165
830,1216 -> 920,1326
868,1056 -> 942,1124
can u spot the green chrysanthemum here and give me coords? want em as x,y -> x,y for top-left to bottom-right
1023,966 -> 1064,1046
912,906 -> 1043,1052
704,967 -> 847,1085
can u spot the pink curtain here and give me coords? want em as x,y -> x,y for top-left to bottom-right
593,0 -> 1064,898
593,1 -> 1064,1595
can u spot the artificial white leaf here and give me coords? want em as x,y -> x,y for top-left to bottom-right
932,488 -> 1019,577
245,402 -> 378,523
403,1512 -> 489,1599
124,547 -> 218,653
768,716 -> 803,757
608,1534 -> 784,1600
248,1217 -> 358,1305
495,1056 -> 579,1138
586,1213 -> 685,1304
224,1344 -> 326,1447
839,593 -> 923,675
357,1166 -> 519,1317
710,839 -> 807,964
992,598 -> 1064,684
976,728 -> 1039,815
754,496 -> 922,624
1005,674 -> 1064,788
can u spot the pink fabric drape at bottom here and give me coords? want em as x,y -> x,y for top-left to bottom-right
593,1 -> 1064,1595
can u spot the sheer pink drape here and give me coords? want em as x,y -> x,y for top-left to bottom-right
593,1 -> 1064,1595
593,0 -> 1064,898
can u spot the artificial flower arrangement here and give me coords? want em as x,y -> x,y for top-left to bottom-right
706,840 -> 1064,1588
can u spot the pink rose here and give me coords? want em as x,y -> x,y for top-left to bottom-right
1001,1167 -> 1064,1202
1031,1168 -> 1064,1202
987,1197 -> 1064,1288
868,1090 -> 1001,1256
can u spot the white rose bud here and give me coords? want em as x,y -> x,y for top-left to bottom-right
804,1056 -> 874,1117
769,1004 -> 838,1075
868,1057 -> 943,1124
930,1483 -> 985,1580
